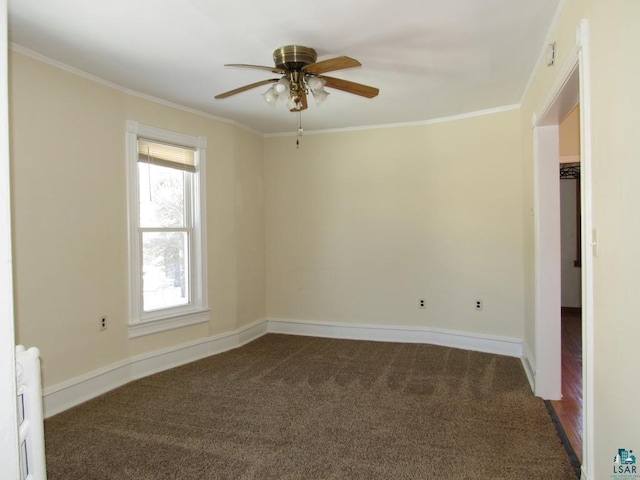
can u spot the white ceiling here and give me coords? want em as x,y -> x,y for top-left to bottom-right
8,0 -> 560,135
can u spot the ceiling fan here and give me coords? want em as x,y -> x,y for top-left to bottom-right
214,45 -> 379,112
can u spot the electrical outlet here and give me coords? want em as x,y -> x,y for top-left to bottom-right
418,299 -> 426,309
100,316 -> 107,331
475,300 -> 483,311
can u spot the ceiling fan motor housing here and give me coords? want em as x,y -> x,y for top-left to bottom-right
273,45 -> 317,70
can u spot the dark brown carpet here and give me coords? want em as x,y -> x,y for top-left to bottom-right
45,334 -> 577,479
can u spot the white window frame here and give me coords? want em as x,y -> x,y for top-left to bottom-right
126,121 -> 209,338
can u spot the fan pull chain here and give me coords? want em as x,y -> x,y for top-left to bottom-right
296,111 -> 303,149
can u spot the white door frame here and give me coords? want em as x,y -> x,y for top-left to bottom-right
532,19 -> 594,479
0,0 -> 21,477
533,122 -> 562,400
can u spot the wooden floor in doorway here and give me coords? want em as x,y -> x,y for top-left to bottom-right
550,308 -> 583,464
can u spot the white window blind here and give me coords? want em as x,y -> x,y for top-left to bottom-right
137,138 -> 196,173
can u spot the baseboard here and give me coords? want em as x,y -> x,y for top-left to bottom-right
129,319 -> 267,380
267,318 -> 523,358
42,319 -> 268,418
43,318 -> 522,417
42,359 -> 132,419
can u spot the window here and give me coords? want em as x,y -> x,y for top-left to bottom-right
126,121 -> 208,337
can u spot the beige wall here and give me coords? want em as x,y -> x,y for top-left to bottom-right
265,110 -> 524,338
559,105 -> 581,160
521,0 -> 640,477
9,52 -> 265,386
589,1 -> 640,478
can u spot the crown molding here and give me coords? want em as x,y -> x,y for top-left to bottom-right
11,43 -> 521,139
9,43 -> 262,137
265,104 -> 521,138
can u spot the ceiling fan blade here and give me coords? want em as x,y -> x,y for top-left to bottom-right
224,63 -> 287,74
303,56 -> 361,75
214,79 -> 278,99
321,76 -> 380,98
290,91 -> 308,112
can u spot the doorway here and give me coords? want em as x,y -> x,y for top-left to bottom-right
534,65 -> 582,463
533,20 -> 594,478
552,110 -> 583,462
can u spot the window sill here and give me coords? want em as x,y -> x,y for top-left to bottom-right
128,309 -> 210,339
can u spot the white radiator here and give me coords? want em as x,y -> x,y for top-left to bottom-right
15,346 -> 47,480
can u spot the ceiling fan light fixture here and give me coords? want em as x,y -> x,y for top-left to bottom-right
287,93 -> 304,111
312,89 -> 329,105
273,77 -> 290,95
262,86 -> 278,105
306,76 -> 326,93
